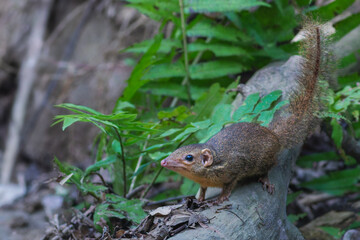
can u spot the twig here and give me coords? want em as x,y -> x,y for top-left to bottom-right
114,128 -> 127,197
126,185 -> 147,199
255,207 -> 265,227
1,0 -> 53,184
144,195 -> 192,207
178,0 -> 192,104
129,134 -> 151,193
87,172 -> 108,188
224,210 -> 245,225
88,191 -> 101,202
141,167 -> 163,199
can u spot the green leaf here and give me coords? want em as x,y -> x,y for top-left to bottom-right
95,133 -> 106,162
132,162 -> 151,177
111,139 -> 121,154
149,151 -> 171,161
80,183 -> 108,193
287,213 -> 307,224
173,126 -> 198,141
190,60 -> 244,79
200,123 -> 223,143
127,1 -> 178,22
123,39 -> 181,54
122,33 -> 163,101
330,118 -> 343,149
253,90 -> 282,114
233,93 -> 260,121
274,0 -> 284,14
160,128 -> 183,138
180,178 -> 198,195
310,0 -> 355,20
320,226 -> 343,239
106,194 -> 146,223
339,53 -> 357,69
187,19 -> 250,43
141,82 -> 205,100
158,106 -> 191,121
334,13 -> 360,41
184,0 -> 270,13
297,152 -> 339,168
113,101 -> 136,112
142,62 -> 185,80
188,42 -> 250,57
191,119 -> 212,129
128,4 -> 163,21
286,191 -> 302,205
258,100 -> 288,126
56,103 -> 102,115
339,73 -> 360,88
144,142 -> 173,152
85,155 -> 117,175
301,167 -> 360,195
211,104 -> 232,124
188,83 -> 224,122
62,117 -> 79,131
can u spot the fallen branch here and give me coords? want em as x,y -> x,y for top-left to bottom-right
1,0 -> 53,184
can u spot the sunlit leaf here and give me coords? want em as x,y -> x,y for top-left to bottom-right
190,60 -> 245,79
184,0 -> 270,13
187,19 -> 250,42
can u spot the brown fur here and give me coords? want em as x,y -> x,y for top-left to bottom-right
161,21 -> 333,203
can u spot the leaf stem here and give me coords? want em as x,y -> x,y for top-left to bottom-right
114,127 -> 127,197
170,37 -> 212,108
179,0 -> 192,104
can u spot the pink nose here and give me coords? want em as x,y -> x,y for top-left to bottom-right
161,159 -> 167,167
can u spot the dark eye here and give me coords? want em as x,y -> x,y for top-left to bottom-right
185,154 -> 193,161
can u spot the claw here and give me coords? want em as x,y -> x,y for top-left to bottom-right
258,176 -> 275,194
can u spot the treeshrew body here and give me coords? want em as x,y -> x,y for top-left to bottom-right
161,22 -> 332,203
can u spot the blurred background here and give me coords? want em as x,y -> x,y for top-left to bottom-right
0,0 -> 360,239
0,0 -> 159,238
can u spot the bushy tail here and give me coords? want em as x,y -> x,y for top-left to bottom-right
269,21 -> 334,148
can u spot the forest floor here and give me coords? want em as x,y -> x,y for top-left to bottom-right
1,135 -> 360,240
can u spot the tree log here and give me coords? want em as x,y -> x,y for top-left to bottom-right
169,56 -> 305,240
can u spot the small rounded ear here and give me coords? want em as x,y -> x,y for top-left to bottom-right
201,148 -> 213,167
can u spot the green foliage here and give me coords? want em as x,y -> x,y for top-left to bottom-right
301,167 -> 360,195
122,34 -> 163,101
288,213 -> 307,224
297,152 -> 339,168
320,226 -> 343,239
93,194 -> 146,231
183,0 -> 270,13
286,191 -> 303,205
311,0 -> 355,20
53,0 -> 360,230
